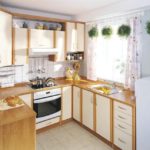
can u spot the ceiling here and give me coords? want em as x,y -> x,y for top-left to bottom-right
0,0 -> 122,16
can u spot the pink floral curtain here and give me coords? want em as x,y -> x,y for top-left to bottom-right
125,16 -> 142,90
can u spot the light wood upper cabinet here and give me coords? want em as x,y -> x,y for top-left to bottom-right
62,86 -> 72,120
76,23 -> 84,52
13,28 -> 28,65
96,95 -> 111,141
0,11 -> 12,67
82,89 -> 94,130
19,94 -> 33,108
55,31 -> 65,61
73,86 -> 81,122
29,29 -> 54,49
66,22 -> 85,52
66,22 -> 76,52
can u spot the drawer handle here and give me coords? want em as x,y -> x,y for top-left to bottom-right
118,106 -> 126,110
118,138 -> 126,144
118,115 -> 126,120
118,124 -> 126,130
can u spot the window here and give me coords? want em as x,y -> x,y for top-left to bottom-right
95,23 -> 128,84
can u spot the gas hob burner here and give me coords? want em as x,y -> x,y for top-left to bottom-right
30,77 -> 57,89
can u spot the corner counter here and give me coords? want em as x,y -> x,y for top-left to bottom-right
0,104 -> 36,150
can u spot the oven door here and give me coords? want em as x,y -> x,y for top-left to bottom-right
33,95 -> 61,123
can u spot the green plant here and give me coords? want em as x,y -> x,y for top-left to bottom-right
146,21 -> 150,34
117,25 -> 131,38
101,26 -> 113,38
88,26 -> 99,39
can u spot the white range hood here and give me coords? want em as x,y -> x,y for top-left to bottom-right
29,48 -> 58,56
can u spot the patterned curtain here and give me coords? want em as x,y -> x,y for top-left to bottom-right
86,24 -> 99,81
125,16 -> 142,90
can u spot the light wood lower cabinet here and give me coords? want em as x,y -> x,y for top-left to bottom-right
19,94 -> 33,108
73,86 -> 81,122
0,105 -> 36,150
96,95 -> 111,141
114,101 -> 134,150
62,86 -> 72,120
82,89 -> 94,130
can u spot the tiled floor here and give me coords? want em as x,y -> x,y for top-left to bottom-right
36,121 -> 113,150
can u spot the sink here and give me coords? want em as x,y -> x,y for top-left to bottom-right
91,84 -> 119,95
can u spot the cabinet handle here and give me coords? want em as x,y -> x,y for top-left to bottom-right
118,115 -> 126,120
118,106 -> 126,111
118,138 -> 126,144
118,124 -> 126,130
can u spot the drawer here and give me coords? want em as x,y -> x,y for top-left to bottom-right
114,101 -> 132,116
36,117 -> 60,130
114,119 -> 132,135
114,128 -> 132,150
114,110 -> 132,126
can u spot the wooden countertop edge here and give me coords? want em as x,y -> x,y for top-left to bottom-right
0,80 -> 135,107
0,104 -> 36,126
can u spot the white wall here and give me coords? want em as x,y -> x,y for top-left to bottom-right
141,10 -> 150,77
0,5 -> 73,20
75,0 -> 150,22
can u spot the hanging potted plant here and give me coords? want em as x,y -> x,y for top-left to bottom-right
101,26 -> 113,38
117,24 -> 131,38
146,21 -> 150,34
88,26 -> 99,39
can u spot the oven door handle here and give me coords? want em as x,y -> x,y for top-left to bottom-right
34,95 -> 61,104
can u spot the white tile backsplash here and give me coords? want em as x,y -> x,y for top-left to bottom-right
28,57 -> 72,80
0,57 -> 82,87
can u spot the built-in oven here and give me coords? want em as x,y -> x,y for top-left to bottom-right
33,88 -> 61,123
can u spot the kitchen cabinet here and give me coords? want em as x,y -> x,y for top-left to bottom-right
13,28 -> 28,65
114,101 -> 134,150
62,86 -> 72,120
0,11 -> 12,67
0,104 -> 36,150
29,29 -> 54,49
82,89 -> 94,130
19,94 -> 33,108
76,23 -> 84,52
73,86 -> 81,122
55,31 -> 65,61
96,95 -> 111,141
66,22 -> 85,52
66,22 -> 76,52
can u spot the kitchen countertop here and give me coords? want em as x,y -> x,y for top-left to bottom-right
0,79 -> 136,107
0,103 -> 36,126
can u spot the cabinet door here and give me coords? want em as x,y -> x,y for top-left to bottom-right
55,31 -> 65,61
0,11 -> 12,67
30,29 -> 54,48
73,86 -> 81,122
62,86 -> 72,120
82,90 -> 94,130
77,23 -> 84,52
96,95 -> 111,141
66,22 -> 76,52
13,28 -> 28,65
19,94 -> 32,108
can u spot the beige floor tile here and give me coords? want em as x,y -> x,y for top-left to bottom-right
36,122 -> 113,150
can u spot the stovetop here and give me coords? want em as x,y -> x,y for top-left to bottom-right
31,84 -> 57,90
30,77 -> 57,90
